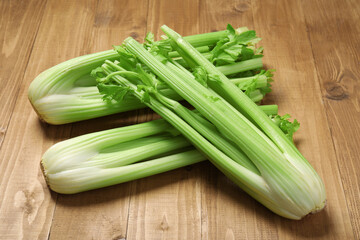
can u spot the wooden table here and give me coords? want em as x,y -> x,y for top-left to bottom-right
1,0 -> 359,239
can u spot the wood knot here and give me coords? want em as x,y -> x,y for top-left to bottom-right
15,190 -> 35,214
111,235 -> 125,240
325,82 -> 348,100
160,214 -> 169,231
130,32 -> 139,40
233,2 -> 250,13
0,127 -> 6,143
14,182 -> 45,224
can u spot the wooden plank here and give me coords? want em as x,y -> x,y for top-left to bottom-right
301,0 -> 360,238
146,0 -> 200,38
0,0 -> 46,149
199,0 -> 255,31
48,0 -> 149,239
197,0 -> 279,239
126,1 -> 202,239
252,0 -> 354,239
0,0 -> 99,239
127,167 -> 202,240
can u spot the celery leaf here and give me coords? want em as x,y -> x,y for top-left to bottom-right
97,84 -> 131,103
271,114 -> 300,141
210,24 -> 261,66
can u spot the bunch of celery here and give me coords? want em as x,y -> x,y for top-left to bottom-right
37,24 -> 323,220
83,25 -> 325,219
28,28 -> 266,124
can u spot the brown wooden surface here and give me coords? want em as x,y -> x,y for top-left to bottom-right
0,0 -> 359,239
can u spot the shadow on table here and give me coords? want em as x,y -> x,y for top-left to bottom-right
36,107 -> 160,142
202,163 -> 332,239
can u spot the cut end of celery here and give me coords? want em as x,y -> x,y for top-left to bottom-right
311,200 -> 327,215
296,200 -> 326,220
124,37 -> 136,44
28,96 -> 47,124
40,160 -> 50,188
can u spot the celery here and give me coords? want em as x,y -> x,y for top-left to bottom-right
42,105 -> 278,194
29,28 -> 266,125
46,150 -> 204,194
216,58 -> 263,75
41,119 -> 205,194
89,26 -> 326,219
159,25 -> 326,218
30,69 -> 265,125
37,25 -> 320,220
29,29 -> 255,125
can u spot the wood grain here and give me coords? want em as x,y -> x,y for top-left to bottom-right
127,167 -> 202,240
0,0 -> 359,239
301,0 -> 360,238
0,0 -> 46,149
0,0 -> 96,239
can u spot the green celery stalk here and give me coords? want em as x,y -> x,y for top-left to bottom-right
47,150 -> 204,194
259,104 -> 278,116
248,90 -> 264,102
45,143 -> 205,194
168,45 -> 210,58
216,58 -> 263,75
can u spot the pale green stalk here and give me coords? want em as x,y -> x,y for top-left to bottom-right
45,148 -> 205,194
